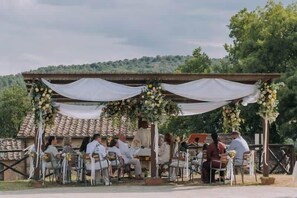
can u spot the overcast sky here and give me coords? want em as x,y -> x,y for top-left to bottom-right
0,0 -> 294,75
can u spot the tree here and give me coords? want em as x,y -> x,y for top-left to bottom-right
160,47 -> 221,136
0,86 -> 31,138
225,0 -> 297,142
176,47 -> 211,73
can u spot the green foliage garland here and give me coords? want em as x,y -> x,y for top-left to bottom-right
102,81 -> 181,124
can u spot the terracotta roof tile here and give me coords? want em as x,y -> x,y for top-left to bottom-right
0,139 -> 24,160
17,112 -> 137,139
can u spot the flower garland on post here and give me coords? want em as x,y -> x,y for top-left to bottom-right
257,81 -> 284,176
31,81 -> 56,125
257,82 -> 284,123
222,102 -> 243,133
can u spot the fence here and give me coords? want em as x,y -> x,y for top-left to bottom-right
249,144 -> 296,174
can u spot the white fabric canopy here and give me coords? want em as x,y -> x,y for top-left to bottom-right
42,78 -> 145,102
179,101 -> 229,116
55,103 -> 104,119
162,78 -> 258,102
55,101 -> 228,119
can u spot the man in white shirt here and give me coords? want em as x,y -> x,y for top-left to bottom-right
228,131 -> 250,165
131,120 -> 151,148
118,134 -> 142,179
86,133 -> 111,185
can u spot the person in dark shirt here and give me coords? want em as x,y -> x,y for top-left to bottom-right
201,132 -> 226,183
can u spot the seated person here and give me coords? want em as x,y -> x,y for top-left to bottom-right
169,141 -> 188,181
61,136 -> 75,183
86,133 -> 111,185
228,131 -> 250,166
44,136 -> 61,169
192,143 -> 208,167
201,132 -> 226,183
62,137 -> 75,154
158,133 -> 171,165
79,137 -> 90,154
117,133 -> 142,179
107,139 -> 124,176
131,120 -> 151,148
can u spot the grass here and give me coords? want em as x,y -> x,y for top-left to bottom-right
0,180 -> 33,191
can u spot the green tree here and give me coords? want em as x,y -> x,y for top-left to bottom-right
160,47 -> 221,136
225,0 -> 297,142
0,86 -> 31,138
176,47 -> 211,73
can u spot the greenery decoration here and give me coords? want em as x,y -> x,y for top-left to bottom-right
222,102 -> 243,133
102,81 -> 180,124
257,82 -> 284,123
30,81 -> 56,125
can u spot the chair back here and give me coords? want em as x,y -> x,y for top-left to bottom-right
242,151 -> 252,166
220,153 -> 228,164
43,152 -> 52,162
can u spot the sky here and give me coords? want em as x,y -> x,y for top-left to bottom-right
0,0 -> 295,75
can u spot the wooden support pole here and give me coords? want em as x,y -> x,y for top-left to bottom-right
33,127 -> 40,180
262,118 -> 270,177
150,123 -> 156,178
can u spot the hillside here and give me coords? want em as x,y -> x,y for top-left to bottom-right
0,55 -> 189,90
0,55 -> 227,90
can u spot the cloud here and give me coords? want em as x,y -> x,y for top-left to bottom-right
0,0 -> 295,75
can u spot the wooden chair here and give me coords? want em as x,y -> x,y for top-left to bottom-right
189,150 -> 207,181
82,153 -> 107,185
234,151 -> 257,184
209,153 -> 228,184
43,152 -> 62,184
107,151 -> 123,183
169,151 -> 186,182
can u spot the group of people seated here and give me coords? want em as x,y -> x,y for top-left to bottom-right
201,131 -> 250,183
41,128 -> 250,185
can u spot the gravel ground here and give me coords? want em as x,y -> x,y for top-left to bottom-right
1,185 -> 297,198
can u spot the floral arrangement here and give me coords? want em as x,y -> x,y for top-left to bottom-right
30,81 -> 56,125
228,150 -> 236,159
102,81 -> 180,124
65,153 -> 72,161
222,102 -> 243,133
257,82 -> 284,123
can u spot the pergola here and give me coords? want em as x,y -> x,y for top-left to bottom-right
22,72 -> 280,179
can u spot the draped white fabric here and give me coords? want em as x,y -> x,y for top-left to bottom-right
42,78 -> 145,102
178,101 -> 229,116
55,103 -> 104,119
162,78 -> 258,102
55,102 -> 228,119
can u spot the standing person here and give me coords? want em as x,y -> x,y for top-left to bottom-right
228,131 -> 250,165
117,133 -> 142,179
86,133 -> 111,185
201,132 -> 226,183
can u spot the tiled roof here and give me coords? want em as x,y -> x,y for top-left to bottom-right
18,112 -> 137,139
0,139 -> 24,161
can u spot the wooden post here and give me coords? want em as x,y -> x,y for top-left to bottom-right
33,127 -> 40,180
150,123 -> 156,178
263,118 -> 270,177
